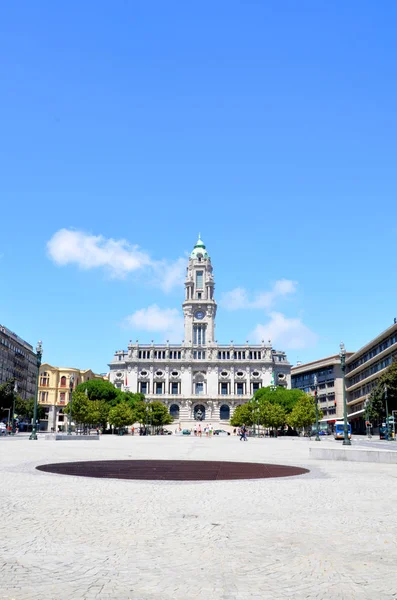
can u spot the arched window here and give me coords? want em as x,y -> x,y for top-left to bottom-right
60,376 -> 66,387
220,404 -> 230,420
169,404 -> 180,420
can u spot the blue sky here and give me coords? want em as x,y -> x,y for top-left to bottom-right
1,1 -> 397,374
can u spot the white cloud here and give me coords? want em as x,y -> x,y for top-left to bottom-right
47,229 -> 151,278
125,304 -> 184,342
220,279 -> 297,310
250,312 -> 318,350
154,257 -> 186,293
47,228 -> 185,290
219,287 -> 249,310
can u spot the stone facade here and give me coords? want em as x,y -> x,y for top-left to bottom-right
345,320 -> 397,433
0,323 -> 38,400
109,236 -> 291,428
38,363 -> 107,431
291,354 -> 354,425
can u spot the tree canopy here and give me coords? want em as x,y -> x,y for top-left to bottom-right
0,379 -> 16,409
15,397 -> 46,421
231,387 -> 314,431
287,395 -> 321,431
75,379 -> 121,405
147,401 -> 173,428
108,403 -> 135,429
367,360 -> 397,424
253,386 -> 306,413
230,403 -> 254,427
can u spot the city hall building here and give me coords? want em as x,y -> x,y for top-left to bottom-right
109,237 -> 291,428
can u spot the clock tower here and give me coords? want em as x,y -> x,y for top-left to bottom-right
182,235 -> 217,346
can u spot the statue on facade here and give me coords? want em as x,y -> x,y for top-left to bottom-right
195,408 -> 203,421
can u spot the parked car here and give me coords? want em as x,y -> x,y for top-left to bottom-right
214,429 -> 230,436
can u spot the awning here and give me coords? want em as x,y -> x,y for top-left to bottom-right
347,409 -> 365,420
319,418 -> 336,423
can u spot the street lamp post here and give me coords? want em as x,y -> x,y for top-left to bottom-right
313,374 -> 320,441
67,374 -> 75,435
339,342 -> 351,446
256,397 -> 260,438
11,381 -> 17,435
384,384 -> 389,441
29,341 -> 43,440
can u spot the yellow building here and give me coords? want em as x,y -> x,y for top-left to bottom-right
38,363 -> 107,432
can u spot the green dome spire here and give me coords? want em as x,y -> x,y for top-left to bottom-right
190,234 -> 209,259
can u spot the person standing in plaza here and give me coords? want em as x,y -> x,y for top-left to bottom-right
240,424 -> 247,441
198,424 -> 202,437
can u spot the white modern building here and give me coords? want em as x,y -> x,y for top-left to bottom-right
291,354 -> 354,426
345,319 -> 397,433
109,236 -> 291,428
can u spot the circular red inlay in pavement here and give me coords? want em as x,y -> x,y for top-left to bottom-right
36,460 -> 309,481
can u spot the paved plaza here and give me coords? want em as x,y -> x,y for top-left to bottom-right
1,435 -> 397,600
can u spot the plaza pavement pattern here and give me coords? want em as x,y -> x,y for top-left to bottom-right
1,435 -> 397,600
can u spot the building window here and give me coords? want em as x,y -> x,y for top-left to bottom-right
156,382 -> 163,395
140,382 -> 148,395
236,382 -> 244,395
197,292 -> 202,299
171,382 -> 179,395
59,392 -> 66,404
252,382 -> 260,393
196,271 -> 204,289
40,373 -> 49,386
220,404 -> 230,420
40,391 -> 48,403
195,382 -> 204,395
193,325 -> 206,345
170,404 -> 180,419
221,382 -> 228,395
60,376 -> 66,387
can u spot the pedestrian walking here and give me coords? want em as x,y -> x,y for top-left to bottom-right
240,424 -> 248,441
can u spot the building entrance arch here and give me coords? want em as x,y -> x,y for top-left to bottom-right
220,404 -> 230,420
169,404 -> 180,420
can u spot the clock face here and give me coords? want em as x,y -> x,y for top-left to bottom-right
195,310 -> 205,320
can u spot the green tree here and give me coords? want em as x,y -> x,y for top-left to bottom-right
259,401 -> 286,431
132,400 -> 149,425
124,391 -> 145,411
230,403 -> 254,427
287,395 -> 322,432
86,399 -> 110,428
14,397 -> 46,421
75,379 -> 121,406
64,391 -> 91,425
108,402 -> 134,429
254,386 -> 306,414
367,360 -> 397,424
0,379 -> 16,409
147,401 -> 173,430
